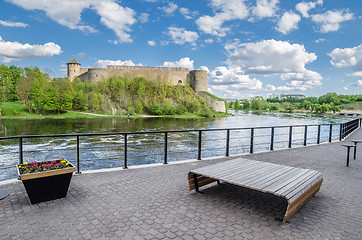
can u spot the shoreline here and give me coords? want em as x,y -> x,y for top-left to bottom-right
0,111 -> 230,120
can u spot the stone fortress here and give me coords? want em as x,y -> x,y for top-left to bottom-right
67,58 -> 226,112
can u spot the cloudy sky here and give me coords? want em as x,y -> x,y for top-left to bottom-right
0,0 -> 361,98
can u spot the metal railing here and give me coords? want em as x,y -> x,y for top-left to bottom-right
0,118 -> 360,180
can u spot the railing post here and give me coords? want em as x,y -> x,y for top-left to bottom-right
76,136 -> 80,174
304,126 -> 307,146
250,128 -> 254,153
19,137 -> 23,164
317,125 -> 321,144
270,127 -> 274,151
339,123 -> 342,141
226,129 -> 230,157
329,124 -> 332,142
124,133 -> 128,169
198,130 -> 202,160
164,132 -> 168,164
288,126 -> 292,148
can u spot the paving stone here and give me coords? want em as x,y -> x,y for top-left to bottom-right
0,128 -> 361,239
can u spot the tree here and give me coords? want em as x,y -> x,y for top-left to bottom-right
0,65 -> 12,114
251,96 -> 268,110
243,99 -> 250,109
234,99 -> 240,110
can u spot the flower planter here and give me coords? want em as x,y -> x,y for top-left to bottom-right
17,159 -> 75,204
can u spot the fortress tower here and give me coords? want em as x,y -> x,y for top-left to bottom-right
67,57 -> 81,81
187,70 -> 208,93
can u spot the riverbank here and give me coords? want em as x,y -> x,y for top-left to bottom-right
0,110 -> 230,120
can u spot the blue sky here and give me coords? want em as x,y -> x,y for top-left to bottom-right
0,0 -> 361,99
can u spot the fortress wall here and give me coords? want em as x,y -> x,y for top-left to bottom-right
79,68 -> 89,75
198,92 -> 226,113
106,66 -> 189,86
188,70 -> 208,92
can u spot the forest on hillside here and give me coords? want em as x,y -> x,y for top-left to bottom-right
0,65 -> 215,116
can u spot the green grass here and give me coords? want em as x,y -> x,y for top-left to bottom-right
340,101 -> 362,110
1,102 -> 28,116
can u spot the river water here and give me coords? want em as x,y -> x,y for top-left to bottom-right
0,111 -> 355,181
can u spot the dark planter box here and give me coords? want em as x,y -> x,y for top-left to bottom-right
17,160 -> 75,204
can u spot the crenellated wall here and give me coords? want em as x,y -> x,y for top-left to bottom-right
106,65 -> 190,86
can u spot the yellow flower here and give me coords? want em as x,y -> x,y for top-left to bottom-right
24,162 -> 28,165
66,162 -> 70,165
61,160 -> 66,164
18,166 -> 21,168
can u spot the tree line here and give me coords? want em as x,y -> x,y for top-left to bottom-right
230,93 -> 362,113
0,65 -> 214,116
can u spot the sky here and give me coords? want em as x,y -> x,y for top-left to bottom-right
0,0 -> 361,99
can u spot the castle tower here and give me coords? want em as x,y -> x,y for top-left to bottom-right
188,70 -> 208,93
67,57 -> 81,81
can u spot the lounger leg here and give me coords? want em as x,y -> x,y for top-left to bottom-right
282,179 -> 323,223
216,180 -> 221,185
193,174 -> 200,193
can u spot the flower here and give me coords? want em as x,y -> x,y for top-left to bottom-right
18,158 -> 72,174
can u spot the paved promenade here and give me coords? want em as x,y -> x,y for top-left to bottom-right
0,128 -> 361,240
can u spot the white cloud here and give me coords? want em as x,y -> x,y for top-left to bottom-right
351,80 -> 362,87
6,0 -> 137,43
168,27 -> 198,45
220,39 -> 322,92
225,39 -> 317,74
311,10 -> 353,33
265,84 -> 276,91
0,20 -> 28,27
179,7 -> 198,20
205,39 -> 214,44
95,59 -> 142,68
199,66 -> 210,72
252,0 -> 279,19
75,52 -> 86,58
276,11 -> 301,34
209,66 -> 263,90
147,40 -> 156,46
276,86 -> 294,91
160,2 -> 178,15
347,71 -> 362,77
94,1 -> 136,43
196,0 -> 249,37
0,36 -> 62,63
328,44 -> 362,76
163,57 -> 194,70
295,0 -> 323,18
139,13 -> 149,23
314,38 -> 325,43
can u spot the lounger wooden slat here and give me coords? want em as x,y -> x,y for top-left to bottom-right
188,158 -> 323,222
276,170 -> 318,196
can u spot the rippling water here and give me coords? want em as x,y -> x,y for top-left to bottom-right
0,111 -> 355,181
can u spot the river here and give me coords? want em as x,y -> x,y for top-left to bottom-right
0,111 -> 355,181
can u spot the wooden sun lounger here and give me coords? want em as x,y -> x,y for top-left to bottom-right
188,158 -> 323,222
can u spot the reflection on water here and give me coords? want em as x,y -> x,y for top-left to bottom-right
0,111 -> 356,181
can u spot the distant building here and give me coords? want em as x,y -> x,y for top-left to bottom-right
280,94 -> 306,100
267,94 -> 276,99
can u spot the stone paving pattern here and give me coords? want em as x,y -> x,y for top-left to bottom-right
0,128 -> 361,240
